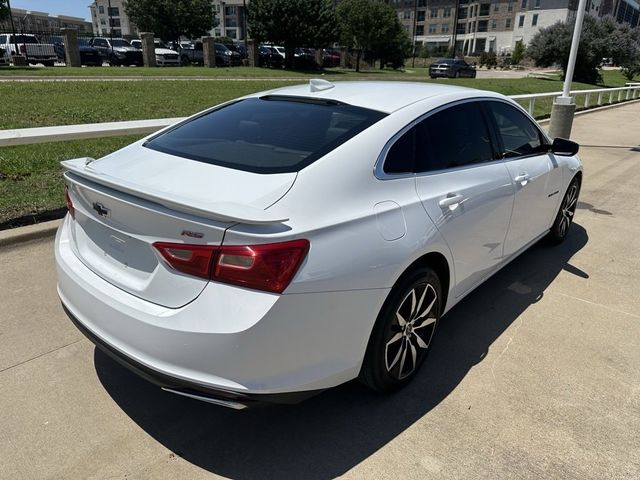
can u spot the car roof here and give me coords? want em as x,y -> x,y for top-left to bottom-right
251,81 -> 504,114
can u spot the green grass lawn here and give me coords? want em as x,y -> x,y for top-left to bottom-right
1,68 -> 637,228
0,74 -> 630,130
0,136 -> 140,227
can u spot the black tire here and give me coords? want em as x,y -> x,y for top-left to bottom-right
359,267 -> 442,392
181,55 -> 190,66
548,176 -> 580,244
454,70 -> 460,78
42,60 -> 55,67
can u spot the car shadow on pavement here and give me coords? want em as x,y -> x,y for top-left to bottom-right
94,224 -> 588,480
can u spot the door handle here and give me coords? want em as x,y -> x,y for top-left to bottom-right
438,193 -> 465,210
514,173 -> 530,186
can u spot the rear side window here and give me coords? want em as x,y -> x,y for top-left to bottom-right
487,101 -> 546,157
145,97 -> 387,174
415,102 -> 494,172
384,127 -> 415,174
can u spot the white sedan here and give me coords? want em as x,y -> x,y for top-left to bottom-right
55,81 -> 582,409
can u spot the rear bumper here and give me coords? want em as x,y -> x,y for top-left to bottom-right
55,215 -> 386,403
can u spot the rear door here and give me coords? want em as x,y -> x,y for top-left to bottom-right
413,101 -> 515,297
485,100 -> 563,256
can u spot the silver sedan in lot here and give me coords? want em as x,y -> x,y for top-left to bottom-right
56,81 -> 582,408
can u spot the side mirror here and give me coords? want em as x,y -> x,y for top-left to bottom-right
550,137 -> 579,156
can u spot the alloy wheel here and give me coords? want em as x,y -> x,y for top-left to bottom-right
385,283 -> 438,380
559,182 -> 579,237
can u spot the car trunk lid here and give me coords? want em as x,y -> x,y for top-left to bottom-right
62,145 -> 296,308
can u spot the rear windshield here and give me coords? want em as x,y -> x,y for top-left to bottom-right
144,97 -> 387,174
9,35 -> 39,44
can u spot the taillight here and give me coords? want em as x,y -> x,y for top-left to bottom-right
64,185 -> 75,219
152,239 -> 309,294
154,242 -> 216,279
213,240 -> 309,294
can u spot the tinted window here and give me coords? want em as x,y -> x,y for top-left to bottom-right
94,39 -> 108,47
384,127 -> 415,174
488,101 -> 545,157
415,102 -> 494,172
145,97 -> 387,174
110,39 -> 130,47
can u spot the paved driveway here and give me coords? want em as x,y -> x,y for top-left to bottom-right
1,103 -> 639,479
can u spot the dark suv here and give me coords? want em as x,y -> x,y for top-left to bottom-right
429,58 -> 476,78
89,37 -> 143,66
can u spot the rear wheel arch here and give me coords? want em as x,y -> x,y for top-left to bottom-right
402,252 -> 451,312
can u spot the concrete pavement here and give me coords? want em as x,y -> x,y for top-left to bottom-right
1,103 -> 639,479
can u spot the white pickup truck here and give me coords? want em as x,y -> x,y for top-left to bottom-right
0,33 -> 58,66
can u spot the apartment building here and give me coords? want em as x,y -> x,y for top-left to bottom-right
388,0 -> 637,55
89,0 -> 138,37
211,0 -> 248,40
0,8 -> 92,33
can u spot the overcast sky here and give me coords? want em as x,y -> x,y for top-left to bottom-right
10,1 -> 91,21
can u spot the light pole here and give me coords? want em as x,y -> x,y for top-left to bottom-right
548,0 -> 588,139
411,0 -> 418,68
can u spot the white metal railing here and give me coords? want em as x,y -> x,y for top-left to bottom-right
510,85 -> 640,117
1,85 -> 639,147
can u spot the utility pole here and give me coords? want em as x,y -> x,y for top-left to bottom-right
411,0 -> 418,67
548,0 -> 588,139
451,0 -> 459,57
107,0 -> 113,58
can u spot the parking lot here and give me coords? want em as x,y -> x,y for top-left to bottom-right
1,102 -> 639,479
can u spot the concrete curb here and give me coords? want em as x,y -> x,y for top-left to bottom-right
0,219 -> 62,249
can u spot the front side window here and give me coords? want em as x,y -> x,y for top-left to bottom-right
145,97 -> 387,174
415,102 -> 494,172
487,101 -> 546,157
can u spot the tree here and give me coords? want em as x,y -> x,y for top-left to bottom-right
511,40 -> 525,65
124,0 -> 216,44
526,14 -> 639,85
338,0 -> 410,72
0,1 -> 9,23
248,0 -> 338,69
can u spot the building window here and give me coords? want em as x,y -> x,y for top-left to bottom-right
225,6 -> 236,15
214,29 -> 221,36
430,8 -> 438,18
532,13 -> 538,26
418,0 -> 426,6
518,15 -> 525,27
506,18 -> 512,28
98,6 -> 104,14
479,3 -> 490,15
494,0 -> 500,12
443,7 -> 451,18
100,18 -> 106,25
416,25 -> 424,35
477,20 -> 488,32
404,10 -> 411,19
110,18 -> 121,27
535,0 -> 541,6
442,23 -> 450,33
508,1 -> 513,11
226,29 -> 237,39
108,7 -> 119,16
417,10 -> 426,21
456,22 -> 466,34
459,7 -> 468,19
428,23 -> 437,33
491,19 -> 497,29
521,0 -> 527,8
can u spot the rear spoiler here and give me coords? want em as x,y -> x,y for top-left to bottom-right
61,157 -> 289,225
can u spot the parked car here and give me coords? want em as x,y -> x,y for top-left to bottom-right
49,36 -> 102,66
429,58 -> 476,78
0,45 -> 8,66
323,49 -> 341,68
0,33 -> 57,66
89,37 -> 143,66
215,43 -> 242,66
56,81 -> 582,408
224,43 -> 247,59
178,41 -> 203,65
130,39 -> 180,66
258,45 -> 283,68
